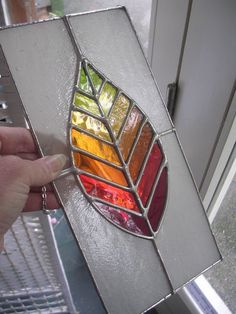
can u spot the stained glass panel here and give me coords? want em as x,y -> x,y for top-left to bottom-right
0,9 -> 221,314
71,60 -> 168,238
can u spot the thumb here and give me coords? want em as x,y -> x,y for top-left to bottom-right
22,154 -> 67,186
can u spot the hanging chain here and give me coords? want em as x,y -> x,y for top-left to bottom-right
41,186 -> 50,215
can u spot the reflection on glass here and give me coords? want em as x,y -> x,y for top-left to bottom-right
70,60 -> 168,238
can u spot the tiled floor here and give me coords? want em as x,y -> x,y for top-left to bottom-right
206,175 -> 236,313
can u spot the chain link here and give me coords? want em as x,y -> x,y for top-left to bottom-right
41,186 -> 50,215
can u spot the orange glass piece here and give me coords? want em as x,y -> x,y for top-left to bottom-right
129,122 -> 153,183
137,143 -> 163,206
96,202 -> 151,236
109,94 -> 130,137
80,174 -> 140,212
99,82 -> 117,115
71,128 -> 121,165
74,92 -> 100,116
71,111 -> 111,142
119,106 -> 143,161
148,168 -> 168,232
73,152 -> 127,186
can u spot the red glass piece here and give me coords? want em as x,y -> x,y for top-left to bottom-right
137,143 -> 163,206
95,202 -> 151,236
80,174 -> 140,212
148,168 -> 168,232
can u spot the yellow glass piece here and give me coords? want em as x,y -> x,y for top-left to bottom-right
119,106 -> 144,161
87,65 -> 103,92
129,122 -> 153,183
109,94 -> 130,137
99,82 -> 117,115
73,152 -> 127,186
71,128 -> 121,165
71,111 -> 111,142
74,92 -> 100,116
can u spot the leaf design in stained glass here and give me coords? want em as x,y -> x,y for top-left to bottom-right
70,60 -> 168,238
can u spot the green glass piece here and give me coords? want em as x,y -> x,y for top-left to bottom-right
88,65 -> 103,92
71,111 -> 111,142
99,82 -> 117,116
109,94 -> 130,137
73,92 -> 100,116
78,67 -> 92,94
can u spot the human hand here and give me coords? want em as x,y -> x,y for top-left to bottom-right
0,127 -> 66,249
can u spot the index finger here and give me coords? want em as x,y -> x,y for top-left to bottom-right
0,127 -> 37,155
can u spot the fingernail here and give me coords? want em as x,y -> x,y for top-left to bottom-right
44,154 -> 67,174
